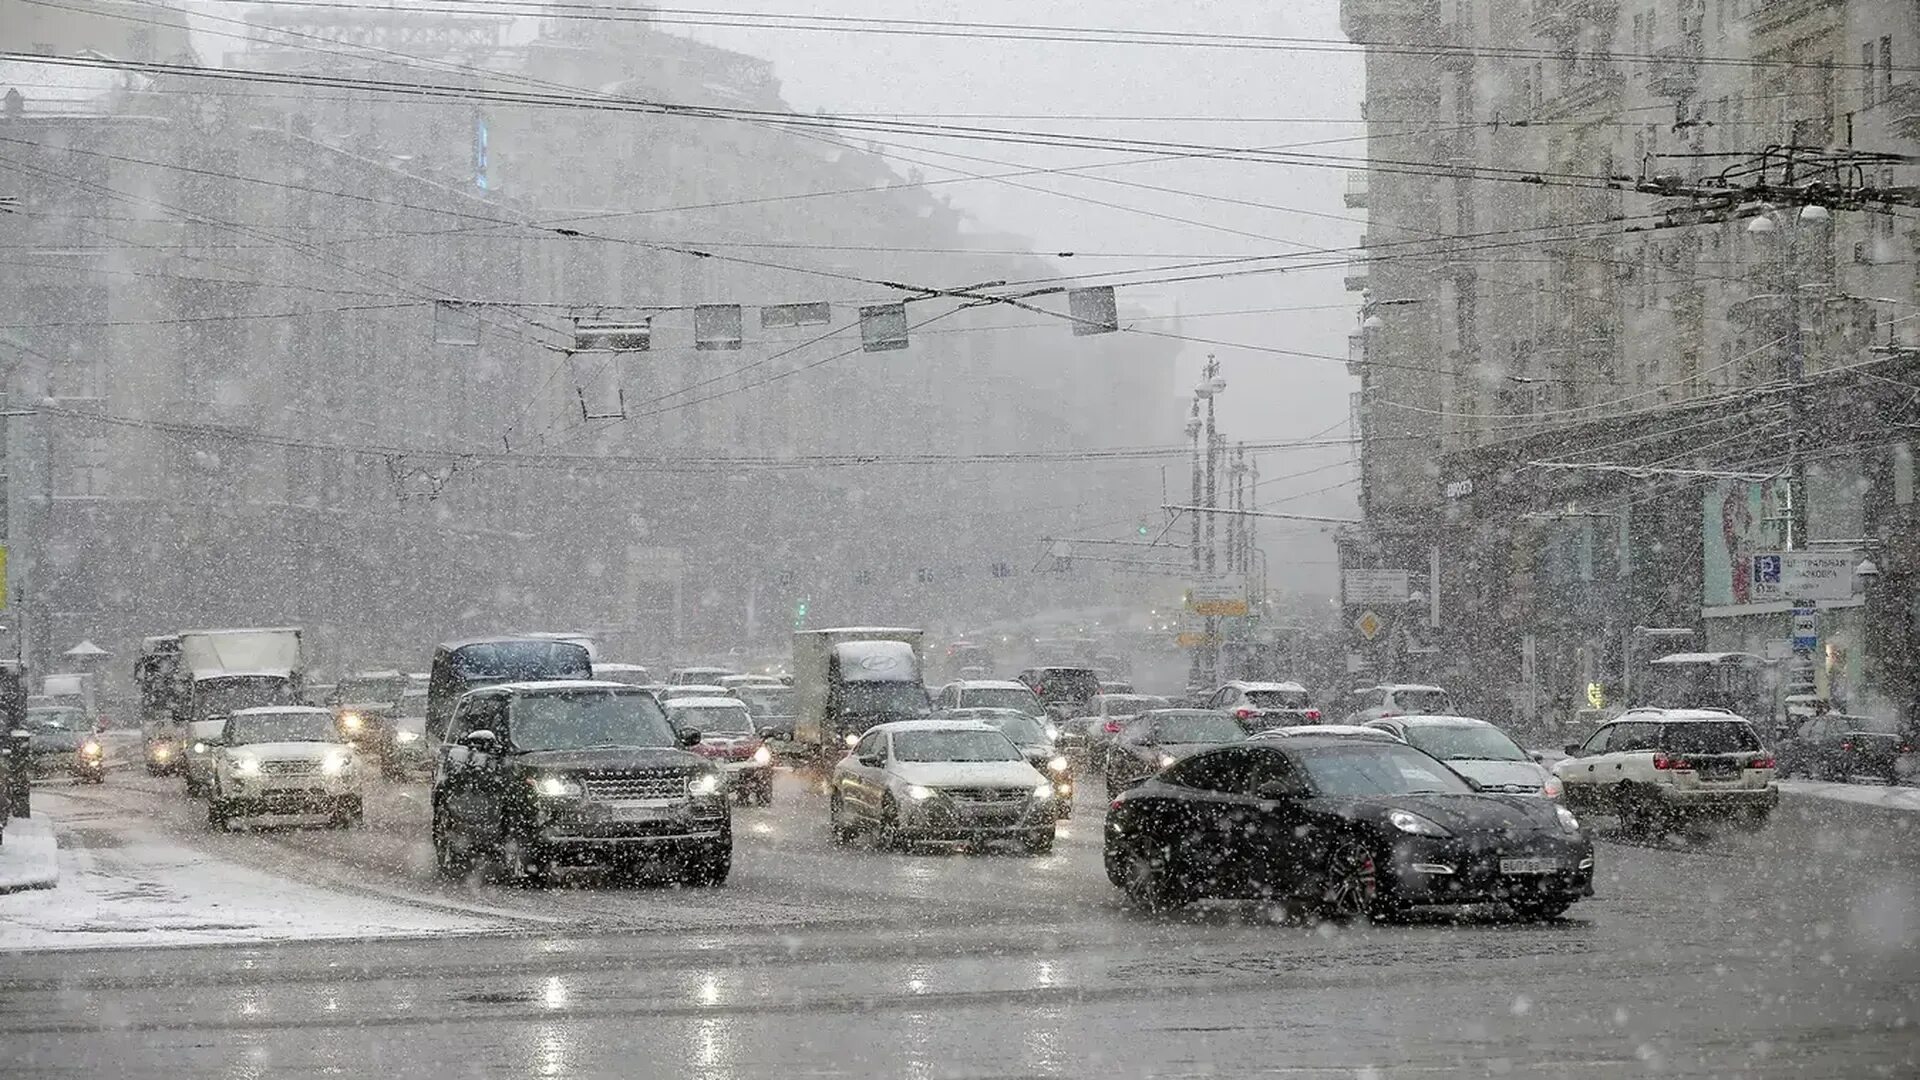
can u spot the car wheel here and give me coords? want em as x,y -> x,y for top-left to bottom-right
431,813 -> 470,880
1022,829 -> 1055,856
1509,897 -> 1573,921
828,791 -> 856,846
874,796 -> 903,852
1316,838 -> 1377,922
1613,785 -> 1651,837
756,782 -> 774,807
1122,842 -> 1190,913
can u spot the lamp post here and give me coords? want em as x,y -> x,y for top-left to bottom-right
1745,203 -> 1832,551
1194,356 -> 1227,688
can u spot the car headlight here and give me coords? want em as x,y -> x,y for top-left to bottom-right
82,741 -> 103,758
395,730 -> 422,744
152,745 -> 173,761
1157,752 -> 1176,769
1032,782 -> 1055,799
752,745 -> 772,766
1048,755 -> 1069,774
1044,724 -> 1059,740
906,784 -> 935,801
1541,774 -> 1563,799
339,712 -> 365,733
229,754 -> 261,777
320,751 -> 353,776
844,733 -> 860,748
532,774 -> 582,798
1387,808 -> 1451,837
192,742 -> 208,754
687,771 -> 724,797
1555,805 -> 1582,833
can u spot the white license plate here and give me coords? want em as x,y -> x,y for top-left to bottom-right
1500,857 -> 1560,875
609,802 -> 672,821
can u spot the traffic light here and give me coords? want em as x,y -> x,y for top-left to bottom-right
792,597 -> 810,629
1137,524 -> 1151,536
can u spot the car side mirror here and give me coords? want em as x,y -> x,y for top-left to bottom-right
1253,781 -> 1299,801
858,753 -> 884,768
464,729 -> 499,752
677,728 -> 702,748
1529,750 -> 1546,763
1563,743 -> 1582,757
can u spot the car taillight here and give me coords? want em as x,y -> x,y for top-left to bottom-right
1653,755 -> 1693,771
1234,707 -> 1255,720
1841,741 -> 1854,752
1380,712 -> 1399,719
1305,709 -> 1320,722
1104,720 -> 1121,733
1110,799 -> 1124,811
1750,756 -> 1775,769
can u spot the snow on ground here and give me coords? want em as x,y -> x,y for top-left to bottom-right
0,794 -> 503,952
0,814 -> 60,892
1780,778 -> 1920,815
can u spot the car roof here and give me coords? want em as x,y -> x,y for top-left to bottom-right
1022,666 -> 1096,674
673,666 -> 736,674
949,680 -> 1031,691
229,705 -> 334,717
484,679 -> 649,695
1254,724 -> 1392,739
666,684 -> 729,694
1223,680 -> 1308,692
1379,684 -> 1448,693
438,636 -> 589,652
666,697 -> 748,709
867,719 -> 999,735
1612,708 -> 1752,723
1259,734 -> 1408,751
1386,714 -> 1494,728
1138,708 -> 1233,719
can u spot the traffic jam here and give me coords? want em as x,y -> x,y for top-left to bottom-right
84,621 -> 1846,924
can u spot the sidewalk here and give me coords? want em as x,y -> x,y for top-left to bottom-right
0,814 -> 60,893
1779,779 -> 1920,815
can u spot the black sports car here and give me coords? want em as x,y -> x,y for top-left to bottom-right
1104,737 -> 1594,921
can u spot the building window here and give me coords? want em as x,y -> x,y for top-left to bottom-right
55,430 -> 108,498
1881,37 -> 1894,104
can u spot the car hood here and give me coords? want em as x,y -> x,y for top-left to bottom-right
512,746 -> 703,772
232,741 -> 348,760
889,760 -> 1044,788
30,732 -> 84,752
1331,792 -> 1565,835
1441,759 -> 1551,792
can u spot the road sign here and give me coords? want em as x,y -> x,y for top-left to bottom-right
1790,606 -> 1818,651
1752,551 -> 1854,602
1186,578 -> 1249,617
1355,610 -> 1383,641
1343,569 -> 1409,606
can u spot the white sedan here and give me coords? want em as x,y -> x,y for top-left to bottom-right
208,706 -> 364,829
829,719 -> 1058,854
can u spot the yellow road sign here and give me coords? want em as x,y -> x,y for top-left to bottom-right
1355,610 -> 1382,641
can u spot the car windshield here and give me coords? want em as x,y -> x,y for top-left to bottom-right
1392,689 -> 1453,713
25,710 -> 84,732
1245,689 -> 1310,709
736,688 -> 794,715
843,681 -> 933,719
670,705 -> 754,736
451,642 -> 592,682
960,687 -> 1041,713
510,691 -> 676,751
1404,724 -> 1528,762
1027,670 -> 1100,704
1103,695 -> 1169,715
892,730 -> 1021,763
977,713 -> 1050,744
199,676 -> 299,716
337,675 -> 408,703
1839,715 -> 1902,736
1298,746 -> 1476,796
1662,722 -> 1762,754
1151,712 -> 1244,744
225,712 -> 340,744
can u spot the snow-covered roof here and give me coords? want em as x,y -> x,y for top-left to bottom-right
949,680 -> 1029,691
229,705 -> 333,717
1253,725 -> 1392,740
0,54 -> 153,117
868,719 -> 996,735
483,679 -> 647,694
834,640 -> 918,682
664,684 -> 729,695
1615,707 -> 1754,723
1380,684 -> 1449,693
1225,680 -> 1309,692
1390,715 -> 1495,728
1648,652 -> 1768,665
667,697 -> 749,710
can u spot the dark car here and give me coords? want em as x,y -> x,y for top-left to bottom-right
430,680 -> 729,885
24,707 -> 106,783
426,637 -> 594,743
1103,709 -> 1245,796
1016,666 -> 1103,722
954,708 -> 1074,818
1104,738 -> 1594,921
1776,713 -> 1912,783
731,684 -> 797,741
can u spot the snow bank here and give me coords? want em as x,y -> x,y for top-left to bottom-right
0,814 -> 59,892
0,806 -> 501,952
1780,779 -> 1920,815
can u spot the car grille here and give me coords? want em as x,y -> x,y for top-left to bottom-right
582,772 -> 687,801
942,786 -> 1030,804
262,760 -> 320,777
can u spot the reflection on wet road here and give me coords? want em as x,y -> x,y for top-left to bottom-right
2,771 -> 1915,1078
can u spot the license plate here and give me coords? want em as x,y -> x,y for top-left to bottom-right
609,802 -> 671,821
1500,857 -> 1559,875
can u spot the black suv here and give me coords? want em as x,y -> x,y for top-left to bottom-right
430,680 -> 731,885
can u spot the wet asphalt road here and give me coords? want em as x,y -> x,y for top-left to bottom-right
2,769 -> 1917,1079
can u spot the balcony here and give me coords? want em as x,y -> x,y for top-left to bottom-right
1348,332 -> 1368,376
1344,172 -> 1369,209
1646,35 -> 1703,99
1339,0 -> 1437,42
1345,252 -> 1371,293
1536,68 -> 1626,120
1888,82 -> 1920,142
1530,0 -> 1620,42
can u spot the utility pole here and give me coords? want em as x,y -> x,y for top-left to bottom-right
1185,396 -> 1202,694
1201,355 -> 1222,688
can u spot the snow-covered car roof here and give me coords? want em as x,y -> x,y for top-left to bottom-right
1378,684 -> 1448,693
1613,707 -> 1755,723
667,697 -> 749,710
1648,652 -> 1767,666
229,705 -> 335,717
1383,714 -> 1497,729
947,680 -> 1031,691
663,684 -> 729,695
1253,724 -> 1394,740
483,679 -> 652,695
1222,680 -> 1309,692
594,662 -> 651,674
866,719 -> 999,735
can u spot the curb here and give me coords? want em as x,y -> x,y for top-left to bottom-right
1776,784 -> 1920,839
0,813 -> 60,893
